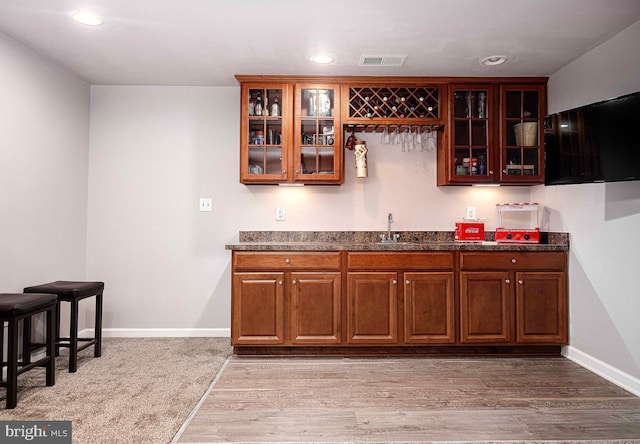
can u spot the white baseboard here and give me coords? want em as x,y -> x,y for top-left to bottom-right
563,345 -> 640,397
80,328 -> 231,338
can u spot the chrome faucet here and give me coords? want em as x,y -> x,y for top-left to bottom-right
380,212 -> 400,243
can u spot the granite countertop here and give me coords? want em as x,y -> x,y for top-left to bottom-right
225,231 -> 569,252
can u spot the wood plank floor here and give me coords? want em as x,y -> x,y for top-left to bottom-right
176,356 -> 640,443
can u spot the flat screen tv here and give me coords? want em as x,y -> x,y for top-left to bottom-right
544,91 -> 640,185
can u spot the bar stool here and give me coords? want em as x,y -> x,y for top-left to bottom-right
0,293 -> 56,409
24,281 -> 104,373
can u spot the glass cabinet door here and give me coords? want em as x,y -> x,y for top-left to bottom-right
451,85 -> 493,182
500,85 -> 545,183
241,84 -> 288,183
295,84 -> 342,183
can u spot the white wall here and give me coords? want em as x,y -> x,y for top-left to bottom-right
87,85 -> 531,332
0,31 -> 89,292
532,20 -> 640,383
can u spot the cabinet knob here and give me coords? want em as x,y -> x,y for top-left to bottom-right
278,280 -> 283,285
511,258 -> 517,264
405,280 -> 411,285
285,258 -> 290,264
282,169 -> 286,174
505,279 -> 511,284
292,279 -> 297,285
518,280 -> 524,285
489,170 -> 494,175
392,279 -> 398,285
503,169 -> 507,174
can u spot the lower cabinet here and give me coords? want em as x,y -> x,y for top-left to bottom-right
231,251 -> 342,346
346,272 -> 398,344
459,252 -> 568,345
346,252 -> 455,345
230,249 -> 567,352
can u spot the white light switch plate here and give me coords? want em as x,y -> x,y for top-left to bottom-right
275,207 -> 286,221
199,198 -> 212,212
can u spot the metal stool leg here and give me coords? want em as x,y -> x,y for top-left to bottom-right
46,308 -> 55,386
69,299 -> 79,373
22,317 -> 31,364
6,319 -> 19,409
94,292 -> 103,357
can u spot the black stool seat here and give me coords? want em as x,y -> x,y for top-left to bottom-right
0,293 -> 57,317
0,293 -> 56,409
24,281 -> 104,373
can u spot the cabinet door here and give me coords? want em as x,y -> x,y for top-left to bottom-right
347,272 -> 398,344
445,84 -> 495,184
459,271 -> 512,343
240,83 -> 290,184
294,84 -> 342,184
515,272 -> 567,343
290,272 -> 341,345
404,272 -> 455,344
231,272 -> 285,345
499,84 -> 545,184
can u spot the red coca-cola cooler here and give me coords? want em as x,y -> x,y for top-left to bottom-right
495,203 -> 540,243
454,220 -> 485,242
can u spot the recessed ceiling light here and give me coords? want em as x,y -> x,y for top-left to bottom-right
480,55 -> 508,66
71,11 -> 104,26
311,55 -> 334,64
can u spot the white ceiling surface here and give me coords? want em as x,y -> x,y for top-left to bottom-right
0,0 -> 639,86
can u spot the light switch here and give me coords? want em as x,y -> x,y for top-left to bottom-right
275,207 -> 286,221
199,198 -> 212,212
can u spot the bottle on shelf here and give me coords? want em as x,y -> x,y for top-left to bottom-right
478,154 -> 486,175
248,93 -> 256,116
255,94 -> 263,117
271,96 -> 280,116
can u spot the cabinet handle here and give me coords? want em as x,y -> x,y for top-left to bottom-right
278,280 -> 283,285
285,258 -> 290,264
392,280 -> 398,285
292,279 -> 297,285
518,280 -> 524,285
511,258 -> 517,264
405,280 -> 411,285
505,279 -> 511,284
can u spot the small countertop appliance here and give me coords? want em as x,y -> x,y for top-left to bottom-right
495,203 -> 540,243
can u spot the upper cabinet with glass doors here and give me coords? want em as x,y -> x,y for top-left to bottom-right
294,84 -> 342,183
240,82 -> 290,184
444,84 -> 494,185
499,84 -> 546,184
439,80 -> 546,185
238,78 -> 342,185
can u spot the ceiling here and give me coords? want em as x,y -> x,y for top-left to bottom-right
1,0 -> 639,87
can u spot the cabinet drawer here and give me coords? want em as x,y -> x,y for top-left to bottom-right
233,251 -> 342,271
460,251 -> 565,271
347,252 -> 453,270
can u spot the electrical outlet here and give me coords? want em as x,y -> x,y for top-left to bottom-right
275,206 -> 286,221
199,198 -> 212,212
466,206 -> 476,220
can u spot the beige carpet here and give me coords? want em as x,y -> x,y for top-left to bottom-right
0,337 -> 232,443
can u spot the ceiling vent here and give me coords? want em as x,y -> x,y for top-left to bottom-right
359,55 -> 406,67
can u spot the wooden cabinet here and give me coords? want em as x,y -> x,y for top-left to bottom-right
498,84 -> 546,184
439,80 -> 547,185
404,272 -> 455,344
231,252 -> 342,346
459,251 -> 567,345
346,252 -> 455,345
294,84 -> 342,183
237,77 -> 342,185
230,247 -> 567,353
347,272 -> 398,344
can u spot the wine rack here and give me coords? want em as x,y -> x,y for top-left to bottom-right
346,86 -> 440,120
